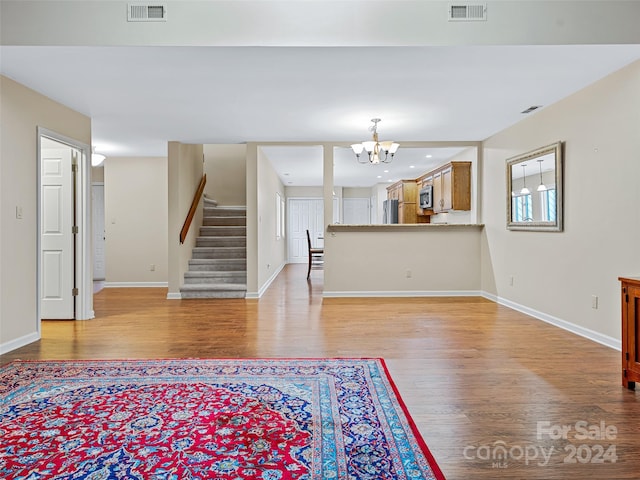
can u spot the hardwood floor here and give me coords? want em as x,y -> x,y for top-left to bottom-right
2,264 -> 639,479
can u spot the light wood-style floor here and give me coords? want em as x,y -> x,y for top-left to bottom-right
2,264 -> 639,479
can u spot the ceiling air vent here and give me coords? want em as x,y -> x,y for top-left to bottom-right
128,3 -> 167,22
521,105 -> 542,114
448,3 -> 487,21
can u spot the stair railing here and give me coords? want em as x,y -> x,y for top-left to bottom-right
179,174 -> 207,244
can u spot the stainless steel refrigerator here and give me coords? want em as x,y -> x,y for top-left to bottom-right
383,199 -> 399,224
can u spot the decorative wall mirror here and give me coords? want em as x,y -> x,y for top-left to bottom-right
506,141 -> 563,231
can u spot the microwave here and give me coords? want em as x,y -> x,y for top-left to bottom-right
419,185 -> 433,209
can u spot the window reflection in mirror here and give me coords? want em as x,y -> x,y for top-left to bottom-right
333,147 -> 467,225
506,142 -> 563,231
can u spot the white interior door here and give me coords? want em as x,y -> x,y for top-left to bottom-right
92,184 -> 106,280
41,147 -> 74,319
287,198 -> 323,263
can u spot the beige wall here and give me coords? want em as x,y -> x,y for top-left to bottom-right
245,144 -> 259,294
285,186 -> 323,198
104,157 -> 168,284
324,226 -> 482,295
0,75 -> 91,351
92,166 -> 104,183
481,60 -> 640,343
167,142 -> 204,296
254,147 -> 287,294
203,144 -> 246,206
343,187 -> 372,198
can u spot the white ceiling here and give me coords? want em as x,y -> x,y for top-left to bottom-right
2,45 -> 640,186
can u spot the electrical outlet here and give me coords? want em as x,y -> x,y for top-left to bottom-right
592,295 -> 598,309
15,206 -> 22,219
509,275 -> 514,286
150,264 -> 155,271
406,269 -> 412,278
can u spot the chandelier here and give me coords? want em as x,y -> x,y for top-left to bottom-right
350,118 -> 399,164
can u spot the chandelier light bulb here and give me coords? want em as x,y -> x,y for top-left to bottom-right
351,118 -> 399,164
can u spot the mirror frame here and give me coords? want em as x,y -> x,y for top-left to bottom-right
506,141 -> 563,232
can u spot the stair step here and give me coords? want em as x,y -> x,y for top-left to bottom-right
199,226 -> 246,237
181,204 -> 248,299
180,283 -> 247,299
196,236 -> 246,247
204,207 -> 247,217
188,259 -> 246,271
192,247 -> 246,259
184,271 -> 247,284
203,216 -> 246,226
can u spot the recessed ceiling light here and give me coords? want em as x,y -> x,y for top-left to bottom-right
384,170 -> 389,173
377,175 -> 382,179
409,165 -> 415,169
425,154 -> 433,158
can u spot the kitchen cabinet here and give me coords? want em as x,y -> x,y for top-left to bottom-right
620,277 -> 640,390
387,180 -> 418,224
431,161 -> 471,213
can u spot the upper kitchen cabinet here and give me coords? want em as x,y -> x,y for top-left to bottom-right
430,161 -> 471,213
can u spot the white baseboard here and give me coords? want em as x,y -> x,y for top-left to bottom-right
104,282 -> 168,288
323,290 -> 483,298
0,331 -> 40,355
246,263 -> 286,299
482,292 -> 620,351
166,292 -> 182,300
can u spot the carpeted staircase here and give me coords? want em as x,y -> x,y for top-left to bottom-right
180,204 -> 247,299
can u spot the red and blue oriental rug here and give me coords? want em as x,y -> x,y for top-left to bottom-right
0,358 -> 445,479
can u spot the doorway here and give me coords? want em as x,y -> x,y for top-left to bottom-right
287,198 -> 324,263
38,128 -> 93,321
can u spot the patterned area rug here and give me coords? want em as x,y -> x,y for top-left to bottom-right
0,358 -> 445,479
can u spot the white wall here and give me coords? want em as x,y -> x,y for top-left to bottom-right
0,75 -> 91,352
481,60 -> 640,344
203,144 -> 246,206
374,183 -> 389,223
104,157 -> 168,284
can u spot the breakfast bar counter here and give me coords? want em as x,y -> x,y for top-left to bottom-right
322,223 -> 484,297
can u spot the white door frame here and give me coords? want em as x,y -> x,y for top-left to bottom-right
37,127 -> 93,324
